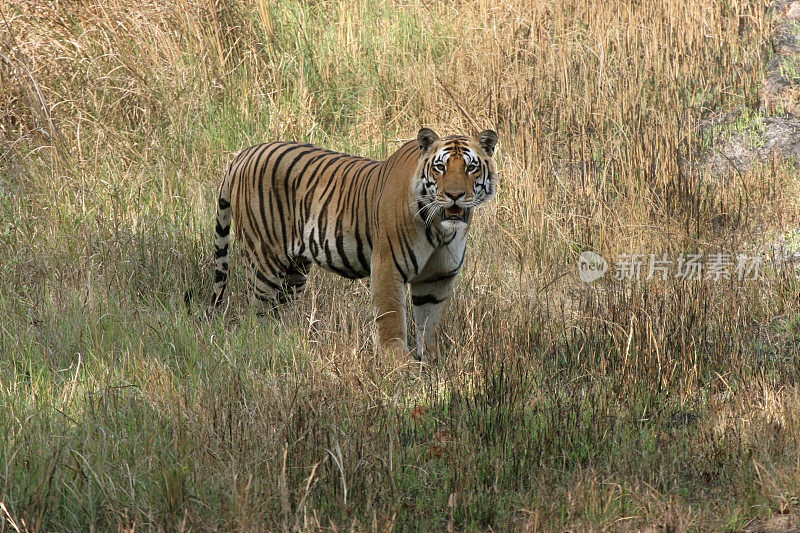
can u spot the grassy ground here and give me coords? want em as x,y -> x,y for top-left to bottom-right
2,0 -> 800,530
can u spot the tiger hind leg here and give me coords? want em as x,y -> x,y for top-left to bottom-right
246,255 -> 312,313
282,258 -> 312,303
244,254 -> 290,314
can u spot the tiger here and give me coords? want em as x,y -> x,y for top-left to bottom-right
209,127 -> 499,362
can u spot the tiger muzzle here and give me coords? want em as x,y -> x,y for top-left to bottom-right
444,205 -> 468,222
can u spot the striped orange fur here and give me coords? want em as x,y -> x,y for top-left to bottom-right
210,128 -> 498,361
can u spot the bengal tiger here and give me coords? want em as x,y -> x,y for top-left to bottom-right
210,128 -> 499,362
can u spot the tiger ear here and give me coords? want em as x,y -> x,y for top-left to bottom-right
478,130 -> 498,156
417,128 -> 439,153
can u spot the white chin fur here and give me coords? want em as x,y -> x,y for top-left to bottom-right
441,219 -> 467,231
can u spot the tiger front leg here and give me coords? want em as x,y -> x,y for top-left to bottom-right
370,257 -> 411,362
411,274 -> 456,363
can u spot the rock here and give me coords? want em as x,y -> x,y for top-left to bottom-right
697,115 -> 800,177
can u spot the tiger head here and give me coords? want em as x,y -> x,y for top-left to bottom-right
414,127 -> 499,230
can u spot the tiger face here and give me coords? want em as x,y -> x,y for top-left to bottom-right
415,128 -> 499,230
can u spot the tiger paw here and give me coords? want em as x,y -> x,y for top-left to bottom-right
420,344 -> 439,365
382,339 -> 412,363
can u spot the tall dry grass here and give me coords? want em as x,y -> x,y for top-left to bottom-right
2,0 -> 800,530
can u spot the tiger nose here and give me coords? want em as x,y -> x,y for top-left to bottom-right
445,190 -> 465,201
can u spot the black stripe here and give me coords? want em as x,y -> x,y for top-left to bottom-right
291,150 -> 334,198
386,238 -> 408,283
242,232 -> 276,286
267,144 -> 309,257
352,203 -> 371,274
227,144 -> 262,179
424,223 -> 436,246
362,163 -> 381,248
398,230 -> 419,274
313,158 -> 363,275
280,148 -> 318,253
248,143 -> 285,248
334,231 -> 359,275
316,158 -> 362,230
214,244 -> 228,259
356,162 -> 380,249
353,231 -> 370,275
246,144 -> 277,186
302,154 -> 351,216
259,144 -> 296,247
309,227 -> 319,258
323,237 -> 334,270
216,220 -> 230,237
343,166 -> 370,274
291,151 -> 334,240
326,162 -> 370,276
214,270 -> 227,283
323,238 -> 362,279
218,197 -> 230,210
255,269 -> 283,291
412,294 -> 445,306
424,271 -> 458,284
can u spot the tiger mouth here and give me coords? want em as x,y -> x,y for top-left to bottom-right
444,205 -> 466,221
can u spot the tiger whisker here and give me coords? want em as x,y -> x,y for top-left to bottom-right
422,203 -> 439,218
425,203 -> 441,226
410,199 -> 440,225
408,200 -> 426,220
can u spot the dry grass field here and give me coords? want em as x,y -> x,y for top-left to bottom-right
3,0 -> 800,530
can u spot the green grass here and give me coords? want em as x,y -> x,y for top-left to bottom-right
780,55 -> 800,84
